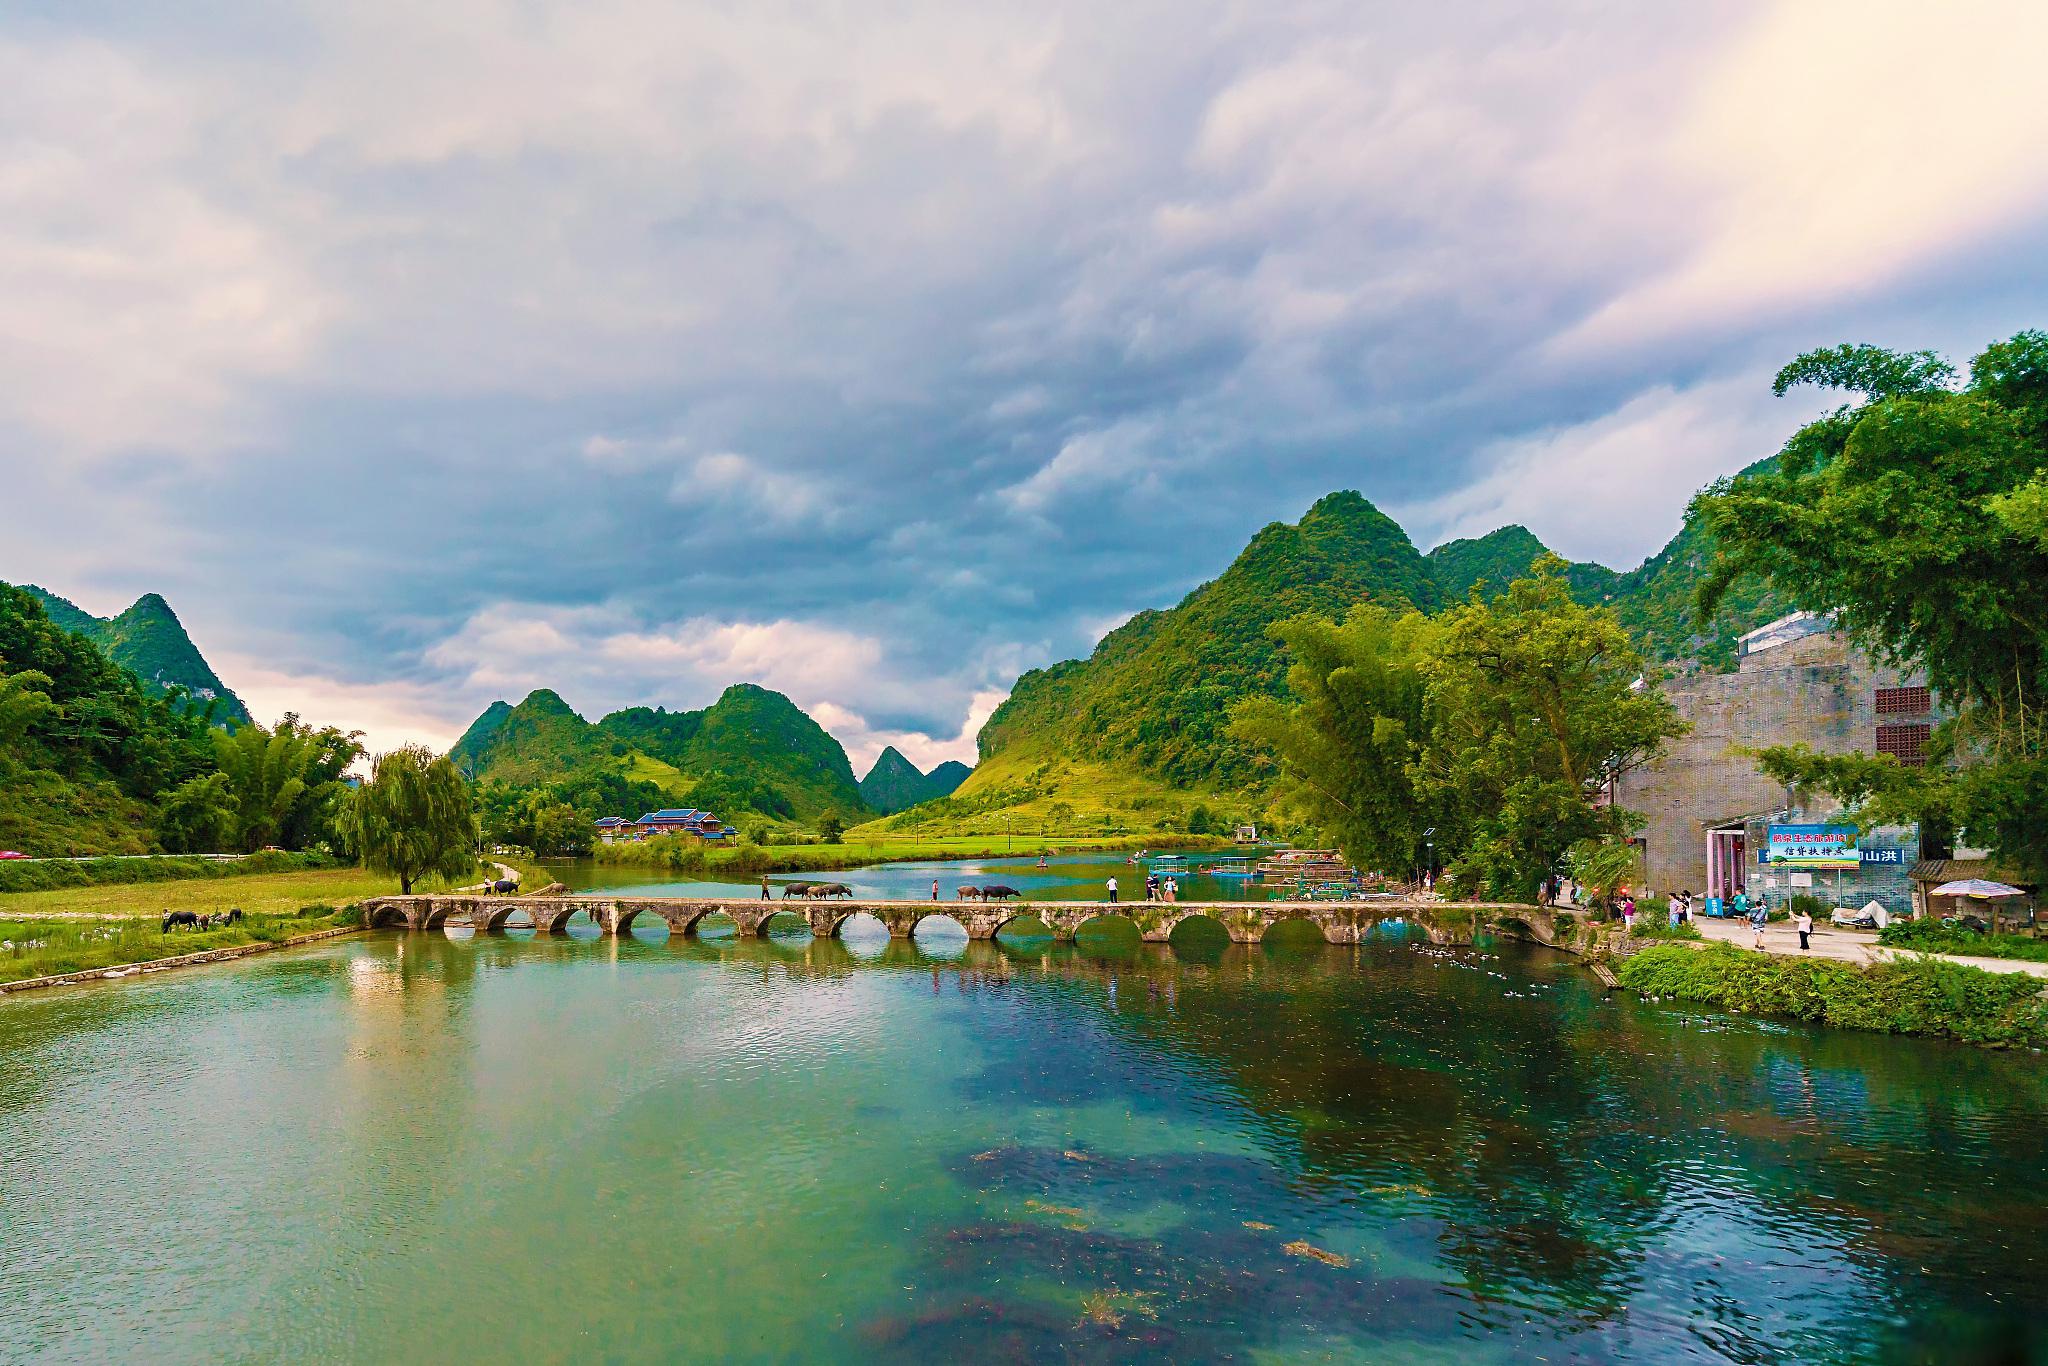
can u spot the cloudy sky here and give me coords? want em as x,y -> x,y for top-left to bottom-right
5,1 -> 2047,768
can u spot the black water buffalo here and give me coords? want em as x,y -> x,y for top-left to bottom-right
955,885 -> 984,901
490,878 -> 519,894
807,883 -> 853,900
781,882 -> 817,899
979,885 -> 1021,901
162,910 -> 202,932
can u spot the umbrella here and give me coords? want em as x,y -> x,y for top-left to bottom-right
1930,879 -> 2027,898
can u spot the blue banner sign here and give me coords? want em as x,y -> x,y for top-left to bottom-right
1764,824 -> 1860,870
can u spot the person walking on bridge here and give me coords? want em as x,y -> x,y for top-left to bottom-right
1106,875 -> 1119,904
931,879 -> 939,902
760,877 -> 771,901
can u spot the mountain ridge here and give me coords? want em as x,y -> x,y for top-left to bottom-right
16,584 -> 250,724
452,682 -> 868,822
859,746 -> 972,814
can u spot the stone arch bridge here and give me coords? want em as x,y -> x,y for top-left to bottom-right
361,895 -> 1566,947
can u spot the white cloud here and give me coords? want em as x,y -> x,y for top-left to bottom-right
0,40 -> 328,452
1556,0 -> 2048,352
668,452 -> 822,523
218,654 -> 470,760
1398,375 -> 1794,567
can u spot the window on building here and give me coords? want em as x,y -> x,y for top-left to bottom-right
1876,722 -> 1931,766
1875,685 -> 1931,715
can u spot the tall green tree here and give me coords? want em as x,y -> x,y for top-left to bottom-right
211,713 -> 364,851
1233,563 -> 1683,898
343,745 -> 478,894
1692,330 -> 2048,882
1416,561 -> 1684,899
1230,605 -> 1435,874
156,772 -> 240,853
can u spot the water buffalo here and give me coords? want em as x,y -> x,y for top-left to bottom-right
535,882 -> 569,896
490,878 -> 519,894
806,883 -> 853,899
956,886 -> 984,901
979,885 -> 1021,901
161,910 -> 202,932
781,882 -> 817,899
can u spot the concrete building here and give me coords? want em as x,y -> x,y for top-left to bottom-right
1614,612 -> 1936,913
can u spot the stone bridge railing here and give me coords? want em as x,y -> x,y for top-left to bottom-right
360,895 -> 1567,948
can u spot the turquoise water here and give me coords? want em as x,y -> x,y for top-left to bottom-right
2,925 -> 2044,1362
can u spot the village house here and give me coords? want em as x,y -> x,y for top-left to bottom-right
594,808 -> 731,842
1613,612 -> 1939,915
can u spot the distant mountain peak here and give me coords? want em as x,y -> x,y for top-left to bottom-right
15,583 -> 249,724
858,744 -> 971,815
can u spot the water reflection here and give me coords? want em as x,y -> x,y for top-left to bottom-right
1,930 -> 2043,1363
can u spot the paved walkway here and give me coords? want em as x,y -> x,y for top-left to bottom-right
1685,916 -> 2048,981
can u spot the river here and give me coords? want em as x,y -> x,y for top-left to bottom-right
547,849 -> 1319,904
2,889 -> 2044,1360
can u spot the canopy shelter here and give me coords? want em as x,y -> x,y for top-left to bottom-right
1911,860 -> 2038,930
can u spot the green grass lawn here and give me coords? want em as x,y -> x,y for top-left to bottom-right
0,864 -> 488,920
1,906 -> 357,985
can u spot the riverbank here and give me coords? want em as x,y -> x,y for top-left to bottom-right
0,862 -> 504,921
1617,943 -> 2048,1049
590,833 -> 1233,877
1,906 -> 363,988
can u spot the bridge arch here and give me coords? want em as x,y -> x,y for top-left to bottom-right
910,909 -> 970,938
1074,912 -> 1142,946
1261,915 -> 1330,948
991,909 -> 1055,939
756,908 -> 813,938
824,909 -> 888,939
482,903 -> 539,933
1165,911 -> 1230,948
366,902 -> 411,930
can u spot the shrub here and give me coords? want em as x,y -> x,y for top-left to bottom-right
1879,918 -> 2048,962
1617,943 -> 2048,1048
1630,919 -> 1702,941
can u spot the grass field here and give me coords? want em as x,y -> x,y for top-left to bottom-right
0,864 -> 490,920
849,747 -> 1251,841
1,906 -> 357,985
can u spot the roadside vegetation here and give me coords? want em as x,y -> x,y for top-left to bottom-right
0,850 -> 334,895
1618,943 -> 2048,1049
1878,919 -> 2048,963
0,865 -> 476,921
1,904 -> 360,986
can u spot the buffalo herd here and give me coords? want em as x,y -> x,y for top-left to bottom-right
161,908 -> 245,933
955,885 -> 1020,901
779,882 -> 854,899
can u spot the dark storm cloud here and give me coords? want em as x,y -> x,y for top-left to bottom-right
3,0 -> 2046,761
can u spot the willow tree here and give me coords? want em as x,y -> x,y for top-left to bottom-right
344,745 -> 477,894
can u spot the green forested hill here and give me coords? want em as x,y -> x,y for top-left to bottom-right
973,491 -> 1443,794
0,584 -> 220,854
1427,526 -> 1620,604
859,747 -> 972,814
19,586 -> 250,723
941,477 -> 1790,833
451,683 -> 868,822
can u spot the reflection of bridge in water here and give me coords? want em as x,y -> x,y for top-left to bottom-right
362,896 -> 1564,947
